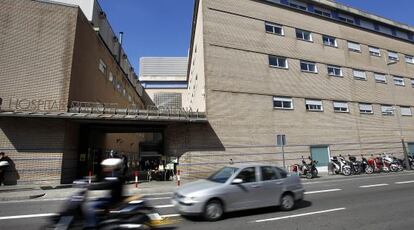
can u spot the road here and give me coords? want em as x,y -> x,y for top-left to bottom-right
1,172 -> 414,230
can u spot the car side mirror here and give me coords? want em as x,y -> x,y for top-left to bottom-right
232,178 -> 243,184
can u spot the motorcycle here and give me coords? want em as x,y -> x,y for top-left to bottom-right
45,181 -> 166,230
368,154 -> 388,173
382,153 -> 402,172
292,156 -> 318,179
360,155 -> 373,174
329,155 -> 351,176
347,155 -> 362,174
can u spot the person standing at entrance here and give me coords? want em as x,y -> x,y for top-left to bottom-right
0,152 -> 11,185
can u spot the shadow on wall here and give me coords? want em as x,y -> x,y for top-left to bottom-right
2,158 -> 20,185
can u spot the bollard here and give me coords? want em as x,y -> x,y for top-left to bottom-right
135,171 -> 139,188
177,170 -> 181,186
88,171 -> 92,184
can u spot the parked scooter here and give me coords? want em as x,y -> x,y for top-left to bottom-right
329,155 -> 352,176
45,181 -> 166,229
292,156 -> 318,179
403,155 -> 414,170
382,153 -> 402,172
368,154 -> 389,173
360,154 -> 374,174
347,154 -> 362,174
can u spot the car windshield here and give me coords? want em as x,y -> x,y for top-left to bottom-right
207,167 -> 238,183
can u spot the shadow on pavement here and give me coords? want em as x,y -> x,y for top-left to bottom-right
183,200 -> 312,222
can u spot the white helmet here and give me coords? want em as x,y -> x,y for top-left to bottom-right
101,158 -> 123,170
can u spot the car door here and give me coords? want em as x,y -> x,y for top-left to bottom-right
257,166 -> 285,207
223,166 -> 262,211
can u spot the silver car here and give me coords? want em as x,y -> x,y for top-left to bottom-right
172,164 -> 305,221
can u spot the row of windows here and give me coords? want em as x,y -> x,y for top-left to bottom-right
266,0 -> 414,42
273,97 -> 413,116
265,22 -> 414,65
99,59 -> 134,103
268,55 -> 414,87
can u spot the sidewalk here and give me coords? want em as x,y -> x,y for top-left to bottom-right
1,170 -> 414,202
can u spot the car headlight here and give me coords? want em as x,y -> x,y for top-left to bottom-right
181,196 -> 197,204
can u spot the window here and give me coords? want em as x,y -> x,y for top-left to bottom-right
405,55 -> 414,64
353,69 -> 366,80
300,61 -> 317,73
296,29 -> 312,42
374,73 -> 387,83
288,0 -> 307,10
265,22 -> 284,35
273,97 -> 293,109
306,99 -> 323,111
348,42 -> 361,52
360,19 -> 375,30
379,25 -> 392,35
369,47 -> 381,57
314,6 -> 331,17
274,167 -> 287,178
108,72 -> 114,82
333,101 -> 349,113
411,79 -> 414,88
381,105 -> 394,116
98,59 -> 107,74
401,107 -> 412,116
323,35 -> 337,47
261,166 -> 278,181
327,65 -> 342,77
393,76 -> 405,86
269,56 -> 288,68
359,103 -> 373,114
236,167 -> 256,183
338,13 -> 354,24
388,51 -> 399,61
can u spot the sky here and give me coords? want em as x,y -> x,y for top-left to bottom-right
98,0 -> 414,73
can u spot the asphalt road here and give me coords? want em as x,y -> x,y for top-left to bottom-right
1,172 -> 414,230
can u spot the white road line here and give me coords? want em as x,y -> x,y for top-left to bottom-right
161,214 -> 180,218
0,213 -> 57,220
253,207 -> 346,223
0,198 -> 67,204
146,197 -> 172,201
304,189 -> 342,194
359,183 -> 389,188
155,204 -> 174,208
140,192 -> 173,196
395,180 -> 414,184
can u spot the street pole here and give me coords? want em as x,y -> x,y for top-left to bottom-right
282,144 -> 286,170
402,137 -> 411,170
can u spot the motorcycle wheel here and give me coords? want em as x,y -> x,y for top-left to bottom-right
306,172 -> 313,179
343,167 -> 351,176
365,166 -> 373,174
390,165 -> 398,172
411,164 -> 414,170
313,168 -> 318,177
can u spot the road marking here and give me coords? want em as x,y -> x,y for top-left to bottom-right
252,207 -> 346,223
161,214 -> 180,218
305,189 -> 341,194
155,204 -> 174,208
395,180 -> 414,184
0,213 -> 57,220
0,198 -> 67,204
359,183 -> 389,188
140,192 -> 173,196
146,197 -> 171,201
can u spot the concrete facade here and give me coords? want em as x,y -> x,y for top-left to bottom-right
177,0 -> 414,178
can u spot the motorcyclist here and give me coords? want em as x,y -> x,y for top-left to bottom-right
82,158 -> 125,229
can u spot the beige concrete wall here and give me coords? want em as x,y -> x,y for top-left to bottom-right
176,0 -> 414,179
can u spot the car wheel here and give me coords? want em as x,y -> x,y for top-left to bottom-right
203,200 -> 223,221
280,193 -> 295,211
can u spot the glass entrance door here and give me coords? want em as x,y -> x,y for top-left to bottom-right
310,146 -> 330,172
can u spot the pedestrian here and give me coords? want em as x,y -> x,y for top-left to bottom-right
0,152 -> 11,186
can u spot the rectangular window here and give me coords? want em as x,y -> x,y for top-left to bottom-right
374,73 -> 387,83
323,35 -> 337,47
369,47 -> 381,57
411,79 -> 414,88
265,22 -> 284,35
359,103 -> 373,114
381,105 -> 394,116
393,76 -> 405,86
269,56 -> 288,68
296,29 -> 312,42
273,97 -> 293,109
348,42 -> 361,52
338,13 -> 354,24
306,99 -> 323,111
108,72 -> 114,82
388,51 -> 399,61
98,59 -> 107,75
405,55 -> 414,64
401,107 -> 412,116
300,61 -> 317,73
288,0 -> 307,10
327,65 -> 342,77
353,69 -> 366,80
314,6 -> 331,17
333,101 -> 349,113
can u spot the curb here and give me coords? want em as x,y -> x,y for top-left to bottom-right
0,192 -> 46,202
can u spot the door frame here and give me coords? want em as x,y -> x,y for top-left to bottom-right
310,145 -> 331,173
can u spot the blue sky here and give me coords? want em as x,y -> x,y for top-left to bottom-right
99,0 -> 414,73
